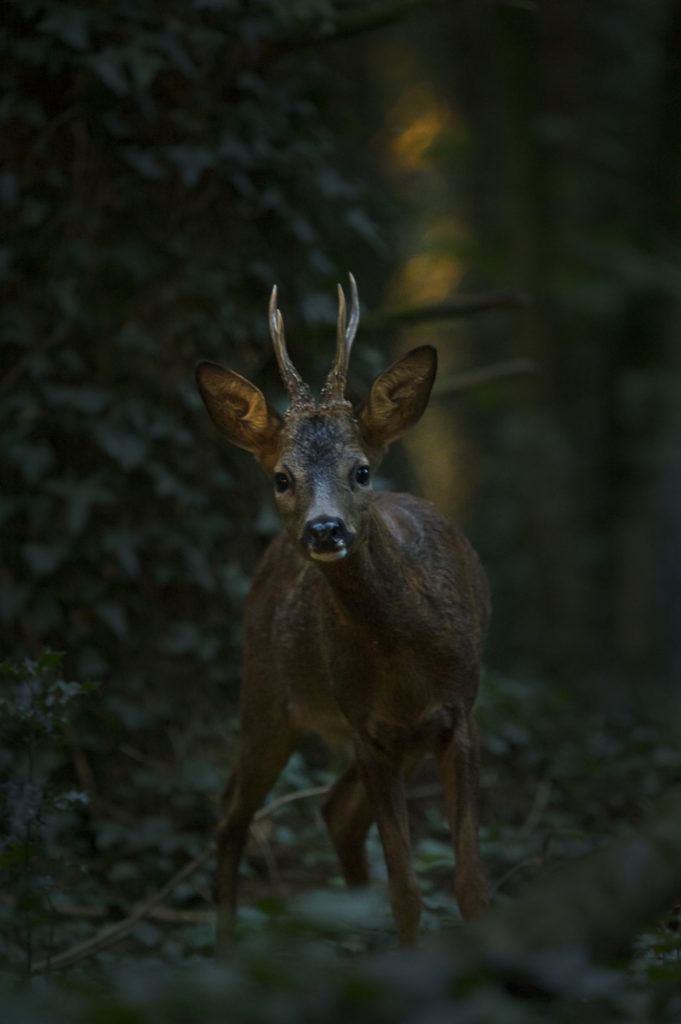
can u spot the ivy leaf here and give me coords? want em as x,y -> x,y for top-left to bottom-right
38,8 -> 92,51
101,528 -> 141,578
22,542 -> 70,576
41,383 -> 110,414
167,145 -> 216,187
80,47 -> 130,95
0,584 -> 29,625
37,651 -> 65,670
47,474 -> 114,534
122,147 -> 165,181
7,440 -> 55,483
93,422 -> 149,469
96,602 -> 130,639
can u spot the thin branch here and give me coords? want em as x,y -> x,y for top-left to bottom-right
270,0 -> 447,58
31,847 -> 211,973
434,358 -> 536,396
31,784 -> 331,974
51,903 -> 212,926
33,785 -> 681,975
490,855 -> 545,897
253,785 -> 330,822
518,779 -> 552,837
359,290 -> 530,335
250,824 -> 282,894
295,291 -> 530,351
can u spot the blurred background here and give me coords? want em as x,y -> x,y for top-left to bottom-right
2,0 -> 681,966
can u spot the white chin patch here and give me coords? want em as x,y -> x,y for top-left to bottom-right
310,547 -> 348,562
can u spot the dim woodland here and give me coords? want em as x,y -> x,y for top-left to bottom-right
2,1 -> 681,1020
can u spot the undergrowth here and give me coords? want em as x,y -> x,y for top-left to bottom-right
1,654 -> 680,1020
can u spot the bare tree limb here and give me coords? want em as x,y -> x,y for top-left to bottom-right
269,0 -> 448,59
359,290 -> 530,335
434,358 -> 536,396
294,291 -> 530,353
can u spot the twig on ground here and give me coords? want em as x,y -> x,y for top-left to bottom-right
490,856 -> 545,897
518,779 -> 552,837
31,784 -> 331,973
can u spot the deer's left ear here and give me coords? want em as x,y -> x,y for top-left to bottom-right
196,361 -> 283,465
357,345 -> 437,451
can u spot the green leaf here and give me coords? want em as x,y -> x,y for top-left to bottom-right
46,473 -> 114,533
80,47 -> 130,95
162,622 -> 201,656
7,440 -> 55,483
122,146 -> 165,180
0,584 -> 29,625
127,45 -> 166,92
93,421 -> 149,468
37,651 -> 65,670
0,171 -> 18,207
167,145 -> 216,187
101,528 -> 141,577
22,542 -> 69,575
42,383 -> 110,413
38,7 -> 92,50
96,602 -> 130,639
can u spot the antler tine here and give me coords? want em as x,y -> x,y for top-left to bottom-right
269,285 -> 314,409
321,272 -> 360,408
336,281 -> 347,353
345,272 -> 360,353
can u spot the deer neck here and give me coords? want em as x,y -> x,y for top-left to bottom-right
314,503 -> 407,623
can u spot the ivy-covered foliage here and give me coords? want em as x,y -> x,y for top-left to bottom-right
1,0 -> 375,691
0,652 -> 98,969
0,0 -> 385,983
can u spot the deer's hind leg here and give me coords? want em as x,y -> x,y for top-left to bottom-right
435,713 -> 488,921
322,760 -> 374,886
215,691 -> 297,958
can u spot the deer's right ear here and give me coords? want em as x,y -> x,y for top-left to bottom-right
357,345 -> 437,452
195,361 -> 283,462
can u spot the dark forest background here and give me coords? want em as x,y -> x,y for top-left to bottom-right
2,1 -> 681,1018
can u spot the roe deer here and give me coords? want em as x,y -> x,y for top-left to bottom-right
196,275 -> 490,954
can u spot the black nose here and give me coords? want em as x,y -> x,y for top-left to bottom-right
301,516 -> 352,556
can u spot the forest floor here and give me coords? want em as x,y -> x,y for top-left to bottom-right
2,659 -> 681,1020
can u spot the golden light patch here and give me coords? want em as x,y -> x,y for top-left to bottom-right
386,85 -> 461,172
399,251 -> 463,304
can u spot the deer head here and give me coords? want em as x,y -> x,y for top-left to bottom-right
196,275 -> 437,562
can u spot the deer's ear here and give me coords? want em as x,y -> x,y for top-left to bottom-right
357,345 -> 437,450
196,362 -> 283,463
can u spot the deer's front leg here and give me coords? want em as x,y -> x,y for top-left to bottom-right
354,737 -> 421,945
215,695 -> 296,959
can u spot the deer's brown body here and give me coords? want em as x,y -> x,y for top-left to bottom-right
196,276 -> 490,954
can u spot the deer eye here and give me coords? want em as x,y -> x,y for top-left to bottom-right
274,472 -> 290,494
355,465 -> 370,487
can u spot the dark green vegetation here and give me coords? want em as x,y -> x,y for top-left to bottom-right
2,652 -> 681,1019
2,0 -> 681,1019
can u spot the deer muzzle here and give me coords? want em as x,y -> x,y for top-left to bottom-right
301,516 -> 355,562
